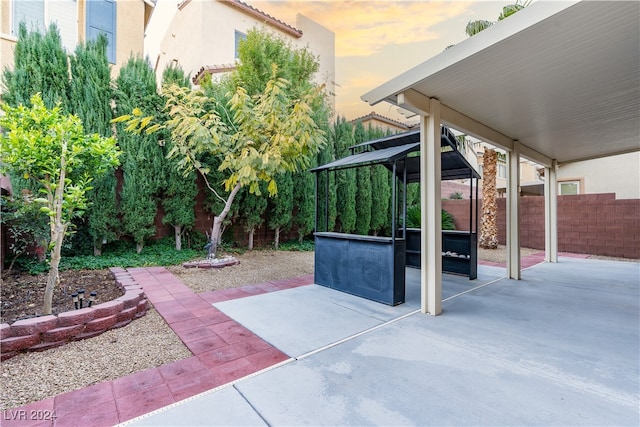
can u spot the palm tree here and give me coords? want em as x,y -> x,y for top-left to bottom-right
479,149 -> 499,249
466,1 -> 529,249
466,1 -> 530,37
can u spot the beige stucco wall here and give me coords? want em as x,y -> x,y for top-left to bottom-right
294,13 -> 335,114
152,0 -> 206,80
113,0 -> 148,75
1,0 -> 17,76
558,152 -> 640,200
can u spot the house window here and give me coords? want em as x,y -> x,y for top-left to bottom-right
86,0 -> 116,64
234,30 -> 246,59
12,0 -> 46,35
11,0 -> 77,51
497,163 -> 507,179
559,181 -> 579,195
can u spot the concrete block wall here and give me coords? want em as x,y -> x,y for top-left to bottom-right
442,193 -> 639,259
0,268 -> 148,361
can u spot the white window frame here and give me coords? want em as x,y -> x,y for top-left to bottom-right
234,30 -> 247,59
10,0 -> 78,52
11,0 -> 45,36
559,180 -> 580,195
497,163 -> 507,179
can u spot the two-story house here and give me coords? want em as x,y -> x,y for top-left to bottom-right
145,0 -> 335,111
1,0 -> 154,77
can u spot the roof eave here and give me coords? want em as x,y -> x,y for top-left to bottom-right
360,1 -> 579,108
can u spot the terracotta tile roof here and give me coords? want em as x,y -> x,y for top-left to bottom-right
222,0 -> 302,38
192,63 -> 237,84
351,111 -> 412,130
178,0 -> 302,38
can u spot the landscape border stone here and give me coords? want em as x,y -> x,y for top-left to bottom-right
0,268 -> 147,361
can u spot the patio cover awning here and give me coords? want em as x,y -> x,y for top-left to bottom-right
361,1 -> 639,165
310,142 -> 420,173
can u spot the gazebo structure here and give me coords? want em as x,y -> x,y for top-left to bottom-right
312,126 -> 480,306
361,0 -> 639,315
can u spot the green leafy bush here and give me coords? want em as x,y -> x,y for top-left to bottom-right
277,239 -> 315,252
404,205 -> 456,230
13,238 -> 202,274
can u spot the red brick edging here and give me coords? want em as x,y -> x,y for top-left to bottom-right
0,268 -> 148,361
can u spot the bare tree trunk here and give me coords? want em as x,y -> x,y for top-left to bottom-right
93,243 -> 102,256
248,228 -> 255,251
136,242 -> 144,254
208,183 -> 241,259
274,226 -> 281,249
174,225 -> 182,251
44,224 -> 65,314
480,149 -> 499,249
43,155 -> 67,315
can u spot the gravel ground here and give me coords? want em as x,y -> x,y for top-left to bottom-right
3,246 -> 631,411
0,309 -> 191,410
166,250 -> 315,294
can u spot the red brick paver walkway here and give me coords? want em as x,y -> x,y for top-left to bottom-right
3,251 -> 574,426
1,268 -> 313,427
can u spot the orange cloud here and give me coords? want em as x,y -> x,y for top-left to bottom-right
255,1 -> 475,57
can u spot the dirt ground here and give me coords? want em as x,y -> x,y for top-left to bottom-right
1,269 -> 124,324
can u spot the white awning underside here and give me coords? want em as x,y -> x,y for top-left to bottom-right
362,1 -> 640,166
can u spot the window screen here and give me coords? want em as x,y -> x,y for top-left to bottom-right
559,181 -> 579,195
235,30 -> 246,59
86,0 -> 116,63
12,0 -> 45,35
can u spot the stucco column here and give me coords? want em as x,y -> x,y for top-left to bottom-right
420,98 -> 442,315
506,142 -> 521,280
544,160 -> 558,262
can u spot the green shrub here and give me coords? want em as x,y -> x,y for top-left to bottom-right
14,238 -> 203,274
441,209 -> 456,230
404,205 -> 456,230
277,239 -> 315,252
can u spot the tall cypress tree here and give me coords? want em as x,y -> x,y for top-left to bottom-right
2,22 -> 70,110
160,64 -> 198,250
268,172 -> 294,249
368,126 -> 391,236
315,125 -> 336,233
114,56 -> 165,253
292,168 -> 316,240
238,185 -> 268,250
69,34 -> 119,255
332,117 -> 356,233
297,105 -> 331,238
353,122 -> 372,235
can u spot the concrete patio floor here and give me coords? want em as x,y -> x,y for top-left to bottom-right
123,257 -> 639,426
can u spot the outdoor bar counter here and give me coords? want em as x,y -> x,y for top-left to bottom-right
314,232 -> 406,306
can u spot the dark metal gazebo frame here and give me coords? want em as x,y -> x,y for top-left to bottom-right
311,127 -> 481,306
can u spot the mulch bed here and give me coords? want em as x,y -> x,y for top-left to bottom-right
1,269 -> 123,325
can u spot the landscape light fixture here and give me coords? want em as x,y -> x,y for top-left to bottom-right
89,291 -> 97,307
71,292 -> 79,310
78,289 -> 85,308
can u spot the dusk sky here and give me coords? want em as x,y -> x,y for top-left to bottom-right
148,1 -> 515,123
253,1 -> 511,122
